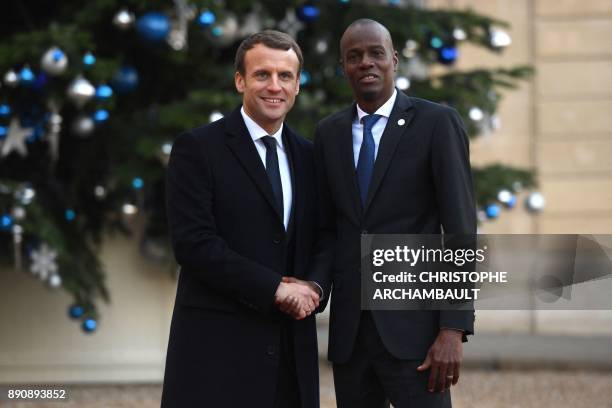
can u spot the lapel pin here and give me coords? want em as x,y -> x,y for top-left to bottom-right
397,118 -> 405,126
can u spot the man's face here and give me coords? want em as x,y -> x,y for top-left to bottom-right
235,44 -> 300,133
340,24 -> 398,110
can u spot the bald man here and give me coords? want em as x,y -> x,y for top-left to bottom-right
308,19 -> 476,408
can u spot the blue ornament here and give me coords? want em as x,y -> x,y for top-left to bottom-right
300,69 -> 311,86
69,304 -> 84,319
388,0 -> 401,5
197,10 -> 216,27
83,52 -> 96,66
505,195 -> 517,208
95,84 -> 113,100
429,36 -> 443,49
438,46 -> 458,64
112,66 -> 139,93
19,66 -> 36,86
485,204 -> 501,219
33,72 -> 48,90
211,26 -> 223,37
0,126 -> 7,139
65,209 -> 76,221
82,318 -> 97,333
26,125 -> 44,143
93,109 -> 109,122
132,177 -> 144,189
0,104 -> 10,118
136,12 -> 170,43
1,214 -> 13,231
296,4 -> 320,23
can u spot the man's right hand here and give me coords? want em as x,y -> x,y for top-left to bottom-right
274,280 -> 320,320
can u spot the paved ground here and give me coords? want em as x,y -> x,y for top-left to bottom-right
3,364 -> 612,407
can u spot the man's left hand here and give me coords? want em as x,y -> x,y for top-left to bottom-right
416,328 -> 463,393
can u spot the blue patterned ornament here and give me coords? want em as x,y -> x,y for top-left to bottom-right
68,304 -> 84,319
112,66 -> 139,93
136,12 -> 171,43
296,4 -> 320,23
41,47 -> 69,76
82,318 -> 97,333
197,10 -> 216,27
485,203 -> 500,219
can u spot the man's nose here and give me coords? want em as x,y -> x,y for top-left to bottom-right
359,55 -> 375,68
267,75 -> 282,92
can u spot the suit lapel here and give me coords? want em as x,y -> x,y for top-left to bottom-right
364,93 -> 415,212
225,108 -> 284,223
335,105 -> 363,222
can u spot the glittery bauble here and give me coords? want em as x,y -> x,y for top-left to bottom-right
41,47 -> 69,76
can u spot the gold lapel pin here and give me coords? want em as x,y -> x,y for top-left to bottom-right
397,118 -> 405,126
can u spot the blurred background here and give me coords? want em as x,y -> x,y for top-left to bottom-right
0,0 -> 611,407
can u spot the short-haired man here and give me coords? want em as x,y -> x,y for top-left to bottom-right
162,30 -> 323,408
309,19 -> 476,408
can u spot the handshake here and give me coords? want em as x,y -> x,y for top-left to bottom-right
274,277 -> 321,320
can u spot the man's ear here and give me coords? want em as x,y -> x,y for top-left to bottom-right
295,74 -> 300,95
393,50 -> 399,72
235,71 -> 245,93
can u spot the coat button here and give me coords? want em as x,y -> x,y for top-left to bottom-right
266,346 -> 275,356
362,230 -> 368,235
273,235 -> 282,244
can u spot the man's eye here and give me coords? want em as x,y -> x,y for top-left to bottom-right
256,72 -> 268,79
280,73 -> 292,80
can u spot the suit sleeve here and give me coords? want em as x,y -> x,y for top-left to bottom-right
431,108 -> 476,336
306,123 -> 336,312
166,130 -> 282,312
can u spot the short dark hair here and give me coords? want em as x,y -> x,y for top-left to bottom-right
234,30 -> 303,75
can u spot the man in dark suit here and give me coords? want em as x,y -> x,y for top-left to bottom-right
162,31 -> 323,408
309,19 -> 476,407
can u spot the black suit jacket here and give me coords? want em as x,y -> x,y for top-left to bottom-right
310,91 -> 476,363
162,107 -> 319,407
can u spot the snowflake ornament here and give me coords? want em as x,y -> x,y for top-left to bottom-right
30,243 -> 58,280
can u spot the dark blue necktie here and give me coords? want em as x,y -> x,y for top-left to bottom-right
261,136 -> 283,215
356,114 -> 382,207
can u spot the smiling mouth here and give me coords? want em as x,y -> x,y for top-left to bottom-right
359,74 -> 379,83
262,97 -> 283,104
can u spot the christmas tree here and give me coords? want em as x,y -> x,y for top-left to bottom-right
0,0 -> 537,332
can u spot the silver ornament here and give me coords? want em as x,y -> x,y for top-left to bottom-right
71,114 -> 95,137
402,56 -> 429,80
238,8 -> 263,38
48,273 -> 62,289
113,9 -> 135,30
277,9 -> 304,39
67,76 -> 95,107
395,76 -> 410,91
526,192 -> 545,213
402,39 -> 419,58
11,206 -> 26,221
209,111 -> 223,122
94,185 -> 107,199
490,28 -> 512,48
1,118 -> 32,158
41,47 -> 69,76
14,185 -> 36,205
122,203 -> 139,215
4,70 -> 19,87
469,107 -> 484,122
206,13 -> 239,47
453,28 -> 467,41
315,39 -> 328,54
30,243 -> 58,281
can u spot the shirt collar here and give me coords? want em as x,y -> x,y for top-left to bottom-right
355,88 -> 397,124
240,106 -> 285,150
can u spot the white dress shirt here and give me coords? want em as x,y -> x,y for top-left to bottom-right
352,89 -> 398,167
241,107 -> 293,230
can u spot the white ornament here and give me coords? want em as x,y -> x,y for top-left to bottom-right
469,107 -> 484,122
453,28 -> 467,41
67,76 -> 96,107
395,76 -> 410,91
113,9 -> 135,30
1,118 -> 33,158
277,9 -> 304,39
30,243 -> 58,281
4,70 -> 19,87
48,273 -> 62,289
526,192 -> 545,213
71,114 -> 95,137
490,28 -> 512,48
41,47 -> 69,76
209,111 -> 224,122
